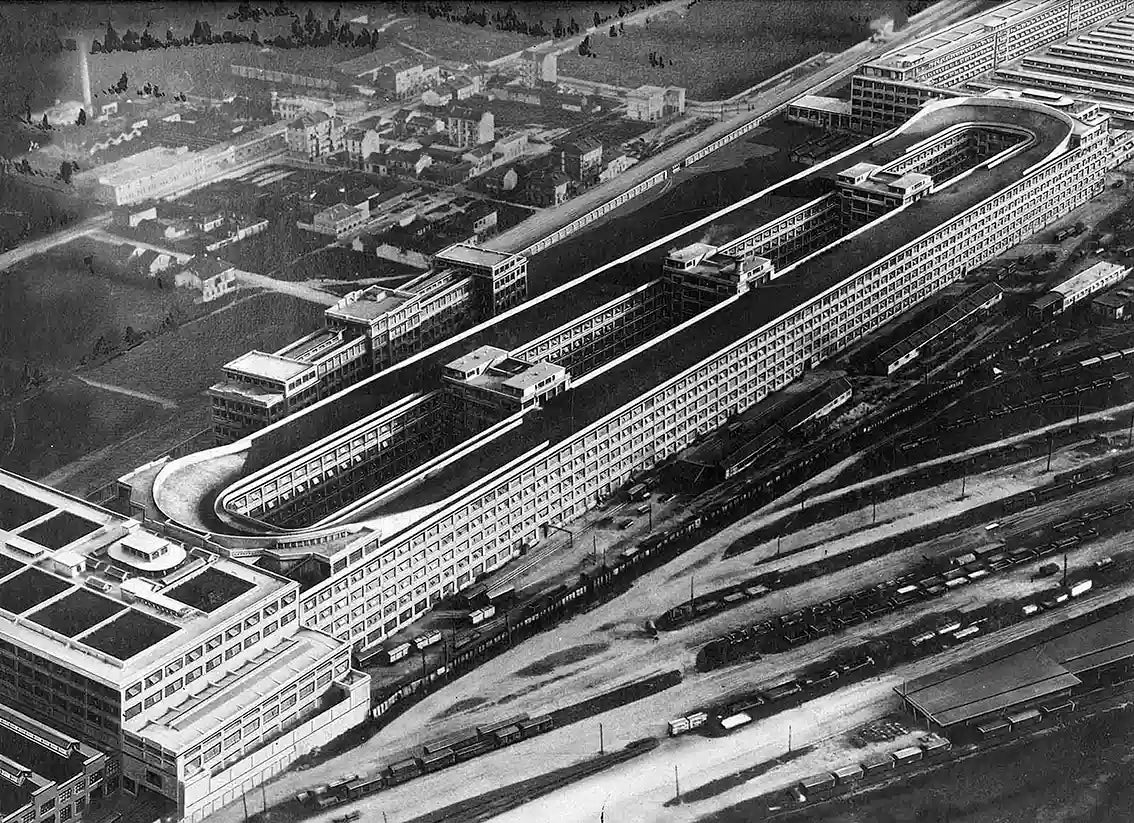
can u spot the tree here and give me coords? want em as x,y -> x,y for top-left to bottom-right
59,161 -> 73,184
90,38 -> 102,53
578,34 -> 590,56
609,24 -> 616,36
593,11 -> 601,28
76,107 -> 86,126
251,28 -> 260,44
104,20 -> 121,52
122,28 -> 139,49
553,17 -> 563,38
165,26 -> 176,44
41,113 -> 49,129
619,21 -> 624,33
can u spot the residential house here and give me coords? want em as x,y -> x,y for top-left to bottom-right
525,169 -> 569,206
270,92 -> 336,121
625,84 -> 686,121
481,165 -> 518,193
421,84 -> 455,108
599,153 -> 635,183
286,111 -> 345,161
385,148 -> 432,178
135,249 -> 173,276
467,204 -> 498,237
556,137 -> 603,183
163,256 -> 238,302
431,161 -> 475,185
522,45 -> 558,87
450,74 -> 481,100
345,126 -> 382,168
492,132 -> 527,165
462,145 -> 495,176
311,203 -> 368,238
447,104 -> 494,148
196,212 -> 225,233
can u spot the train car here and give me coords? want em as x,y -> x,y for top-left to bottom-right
386,641 -> 412,664
492,724 -> 523,746
414,630 -> 443,650
469,605 -> 496,626
387,758 -> 422,785
476,714 -> 530,740
487,585 -> 516,607
519,715 -> 554,737
454,740 -> 493,761
421,748 -> 456,772
763,681 -> 802,702
424,731 -> 479,756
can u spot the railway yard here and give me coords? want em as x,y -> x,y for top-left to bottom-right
194,187 -> 1134,823
195,79 -> 1134,823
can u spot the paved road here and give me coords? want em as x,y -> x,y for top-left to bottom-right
74,376 -> 178,409
235,270 -> 339,306
86,229 -> 195,263
0,211 -> 112,272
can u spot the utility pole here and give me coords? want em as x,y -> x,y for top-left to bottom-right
593,533 -> 597,563
261,784 -> 268,815
420,648 -> 427,681
872,496 -> 878,524
674,764 -> 681,803
241,792 -> 249,823
1063,552 -> 1068,587
1128,413 -> 1134,447
1046,432 -> 1054,473
689,574 -> 695,613
788,724 -> 792,753
960,471 -> 967,500
776,533 -> 782,556
648,501 -> 653,532
599,722 -> 604,755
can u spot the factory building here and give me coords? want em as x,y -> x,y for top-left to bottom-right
126,94 -> 1112,657
0,472 -> 370,823
791,0 -> 1129,133
208,244 -> 527,442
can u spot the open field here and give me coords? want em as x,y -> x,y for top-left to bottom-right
0,291 -> 323,482
557,0 -> 924,99
85,291 -> 324,402
0,237 -> 201,396
0,176 -> 93,253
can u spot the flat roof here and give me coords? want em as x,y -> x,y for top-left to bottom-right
19,511 -> 100,550
901,650 -> 1078,727
225,351 -> 313,383
163,97 -> 1076,536
326,287 -> 414,323
131,628 -> 340,752
1055,261 -> 1128,295
0,470 -> 291,684
346,98 -> 1074,532
166,567 -> 255,613
0,485 -> 52,530
436,242 -> 515,270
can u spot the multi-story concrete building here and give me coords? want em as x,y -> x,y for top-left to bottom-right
129,94 -> 1112,662
334,48 -> 441,100
285,112 -> 345,161
0,471 -> 370,823
208,244 -> 528,441
522,45 -> 558,87
0,704 -> 110,823
344,126 -> 382,167
269,93 -> 336,122
555,137 -> 603,183
446,104 -> 494,148
792,0 -> 1129,133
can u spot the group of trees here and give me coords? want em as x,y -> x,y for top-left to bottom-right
648,51 -> 672,68
91,8 -> 386,55
420,0 -> 667,40
227,1 -> 295,23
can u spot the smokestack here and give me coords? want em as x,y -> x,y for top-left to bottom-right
79,40 -> 92,111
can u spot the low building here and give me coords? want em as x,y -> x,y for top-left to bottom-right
336,48 -> 441,100
0,705 -> 112,823
1091,290 -> 1132,320
270,92 -> 336,121
135,248 -> 173,276
421,84 -> 455,107
482,165 -> 518,193
384,148 -> 432,178
195,212 -> 225,233
286,111 -> 345,161
310,203 -> 368,238
625,84 -> 686,121
447,104 -> 495,148
450,74 -> 481,100
525,169 -> 570,206
787,94 -> 857,132
556,136 -> 603,183
433,160 -> 476,185
493,132 -> 528,165
181,256 -> 238,302
599,152 -> 636,183
462,145 -> 495,176
468,204 -> 498,237
1032,261 -> 1130,317
345,126 -> 382,168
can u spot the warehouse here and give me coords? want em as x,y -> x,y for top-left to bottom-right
897,604 -> 1134,733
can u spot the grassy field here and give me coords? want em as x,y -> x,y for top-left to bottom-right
0,177 -> 94,252
557,0 -> 922,99
0,289 -> 322,482
0,238 -> 201,395
86,291 -> 324,400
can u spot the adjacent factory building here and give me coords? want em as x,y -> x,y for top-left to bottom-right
126,93 -> 1113,659
0,472 -> 370,823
